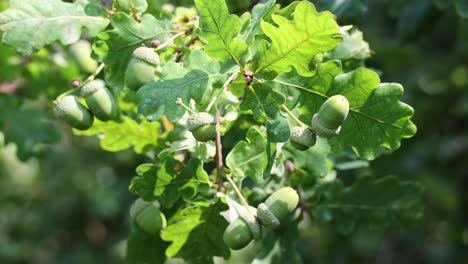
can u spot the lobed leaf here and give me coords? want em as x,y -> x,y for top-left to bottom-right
127,225 -> 168,264
195,0 -> 248,64
74,116 -> 160,154
310,176 -> 424,234
226,126 -> 267,182
161,199 -> 230,261
0,0 -> 109,54
253,1 -> 342,76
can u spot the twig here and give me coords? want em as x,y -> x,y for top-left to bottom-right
281,104 -> 308,127
225,173 -> 251,211
215,107 -> 226,192
56,63 -> 105,101
155,31 -> 186,51
206,71 -> 239,112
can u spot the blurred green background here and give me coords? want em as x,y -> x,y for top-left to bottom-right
0,0 -> 467,263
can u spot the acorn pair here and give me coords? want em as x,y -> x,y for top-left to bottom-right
54,79 -> 118,130
223,187 -> 299,250
289,95 -> 350,150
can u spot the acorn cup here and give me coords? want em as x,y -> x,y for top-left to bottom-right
69,40 -> 98,74
130,198 -> 167,235
289,126 -> 317,151
311,95 -> 350,138
81,79 -> 118,121
54,95 -> 94,130
256,187 -> 299,229
125,46 -> 161,91
187,112 -> 217,142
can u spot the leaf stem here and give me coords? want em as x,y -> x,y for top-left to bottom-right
155,31 -> 186,51
205,71 -> 239,112
225,173 -> 251,211
281,104 -> 308,127
176,98 -> 196,114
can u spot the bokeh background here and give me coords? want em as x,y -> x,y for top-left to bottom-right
0,0 -> 467,263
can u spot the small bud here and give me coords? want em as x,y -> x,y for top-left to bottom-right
151,39 -> 161,48
71,80 -> 80,88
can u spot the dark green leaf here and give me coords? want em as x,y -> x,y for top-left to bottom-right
0,0 -> 109,54
310,176 -> 424,234
127,225 -> 168,264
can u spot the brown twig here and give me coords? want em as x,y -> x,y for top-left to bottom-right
215,107 -> 226,192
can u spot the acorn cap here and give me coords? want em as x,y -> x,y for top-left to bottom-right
81,79 -> 106,97
290,126 -> 316,148
256,203 -> 280,228
129,198 -> 150,220
54,95 -> 82,118
132,47 -> 160,65
187,112 -> 216,131
312,113 -> 341,138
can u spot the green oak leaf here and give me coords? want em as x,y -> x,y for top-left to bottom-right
137,62 -> 210,122
0,0 -> 109,54
273,63 -> 417,160
284,138 -> 330,185
310,176 -> 424,234
253,1 -> 342,76
129,163 -> 159,201
327,29 -> 371,61
155,158 -> 210,208
96,13 -> 172,89
127,224 -> 169,264
266,113 -> 290,143
240,83 -> 285,118
0,95 -> 60,160
195,0 -> 248,64
241,0 -> 277,43
226,126 -> 267,182
161,199 -> 230,262
74,116 -> 160,154
115,0 -> 148,15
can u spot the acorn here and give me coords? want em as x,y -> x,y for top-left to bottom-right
130,198 -> 167,235
256,187 -> 299,229
69,40 -> 98,74
312,95 -> 350,138
125,47 -> 161,91
223,218 -> 253,250
54,95 -> 93,130
81,79 -> 118,121
187,112 -> 216,142
289,126 -> 317,151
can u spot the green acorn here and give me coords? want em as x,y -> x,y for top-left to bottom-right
187,112 -> 216,142
289,126 -> 317,151
223,218 -> 253,250
81,79 -> 118,121
125,46 -> 160,91
256,187 -> 299,229
69,40 -> 98,74
312,95 -> 350,138
130,198 -> 167,235
54,95 -> 93,130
